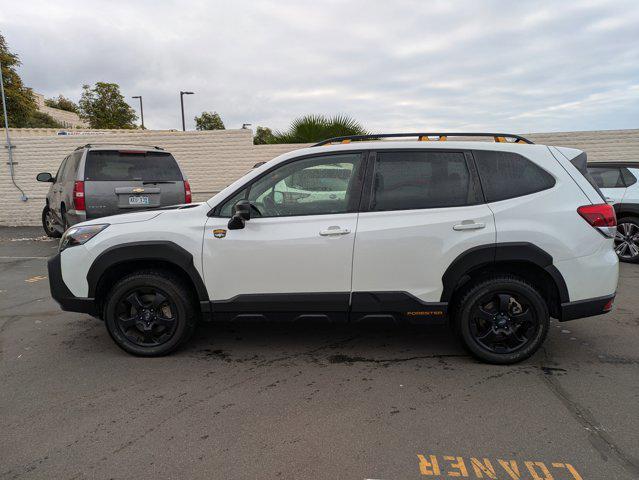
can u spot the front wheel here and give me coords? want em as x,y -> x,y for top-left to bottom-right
615,217 -> 639,263
454,276 -> 549,364
42,206 -> 61,238
104,271 -> 198,356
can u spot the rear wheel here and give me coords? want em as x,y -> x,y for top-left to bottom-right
615,217 -> 639,263
41,206 -> 61,238
104,271 -> 198,356
454,276 -> 549,364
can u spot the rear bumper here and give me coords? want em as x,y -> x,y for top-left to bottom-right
47,253 -> 97,316
559,294 -> 615,322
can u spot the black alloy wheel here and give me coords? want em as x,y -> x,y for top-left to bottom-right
469,291 -> 539,354
114,288 -> 178,347
104,271 -> 198,356
455,276 -> 549,364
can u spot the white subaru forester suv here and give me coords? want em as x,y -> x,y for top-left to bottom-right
47,133 -> 619,364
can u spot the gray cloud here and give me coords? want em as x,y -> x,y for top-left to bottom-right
1,0 -> 638,132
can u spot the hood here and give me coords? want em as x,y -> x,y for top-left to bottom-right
82,210 -> 163,226
77,203 -> 206,227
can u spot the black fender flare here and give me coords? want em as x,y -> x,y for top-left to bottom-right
86,241 -> 209,302
440,242 -> 569,303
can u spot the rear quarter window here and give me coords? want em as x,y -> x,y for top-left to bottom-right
587,167 -> 625,188
84,151 -> 183,181
473,150 -> 555,202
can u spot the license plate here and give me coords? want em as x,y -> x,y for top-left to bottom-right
129,196 -> 149,205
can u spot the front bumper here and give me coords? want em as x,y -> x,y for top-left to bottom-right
559,294 -> 615,321
48,253 -> 98,316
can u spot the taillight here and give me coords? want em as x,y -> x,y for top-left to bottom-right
577,203 -> 616,238
184,180 -> 192,204
603,297 -> 614,312
73,181 -> 85,211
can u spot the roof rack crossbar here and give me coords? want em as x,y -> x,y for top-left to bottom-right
313,132 -> 533,146
74,143 -> 165,151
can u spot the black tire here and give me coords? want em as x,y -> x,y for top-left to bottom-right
453,276 -> 549,365
615,217 -> 639,264
103,270 -> 198,356
42,206 -> 61,238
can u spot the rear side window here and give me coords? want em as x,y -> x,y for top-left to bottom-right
62,151 -> 82,181
587,167 -> 625,188
622,167 -> 638,187
370,151 -> 473,211
84,151 -> 183,181
474,151 -> 555,202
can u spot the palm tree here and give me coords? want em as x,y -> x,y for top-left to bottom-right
268,114 -> 367,144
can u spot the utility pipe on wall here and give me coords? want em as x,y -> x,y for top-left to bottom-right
0,58 -> 28,202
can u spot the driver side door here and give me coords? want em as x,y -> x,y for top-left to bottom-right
203,152 -> 366,318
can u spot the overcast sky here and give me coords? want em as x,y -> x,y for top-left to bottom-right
1,0 -> 638,133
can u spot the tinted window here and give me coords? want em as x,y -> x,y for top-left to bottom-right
62,151 -> 81,181
55,157 -> 68,182
219,154 -> 361,217
370,151 -> 472,211
474,151 -> 555,202
622,168 -> 638,187
587,167 -> 625,188
84,151 -> 183,181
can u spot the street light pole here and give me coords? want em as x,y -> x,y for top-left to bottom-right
180,91 -> 194,131
132,96 -> 144,129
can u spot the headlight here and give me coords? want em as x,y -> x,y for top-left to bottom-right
59,224 -> 109,252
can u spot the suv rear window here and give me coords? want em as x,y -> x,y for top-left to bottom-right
84,150 -> 183,181
474,151 -> 555,202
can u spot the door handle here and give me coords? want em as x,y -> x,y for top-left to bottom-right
453,222 -> 486,231
319,226 -> 351,236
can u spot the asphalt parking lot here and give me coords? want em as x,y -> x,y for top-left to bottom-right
1,227 -> 638,480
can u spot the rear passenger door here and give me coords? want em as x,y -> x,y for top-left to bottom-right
351,150 -> 495,316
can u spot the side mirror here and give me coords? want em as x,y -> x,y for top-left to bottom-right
36,172 -> 54,183
227,200 -> 251,230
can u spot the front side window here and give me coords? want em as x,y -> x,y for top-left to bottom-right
474,151 -> 555,202
219,154 -> 362,218
370,151 -> 472,211
587,167 -> 625,189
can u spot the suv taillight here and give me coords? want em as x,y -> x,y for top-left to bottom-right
73,181 -> 85,211
577,203 -> 616,238
184,180 -> 192,204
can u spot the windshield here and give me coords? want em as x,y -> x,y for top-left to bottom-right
84,150 -> 183,181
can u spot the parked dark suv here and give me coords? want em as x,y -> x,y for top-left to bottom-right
37,144 -> 192,237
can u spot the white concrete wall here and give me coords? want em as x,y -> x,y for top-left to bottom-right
0,129 -> 304,226
1,128 -> 637,226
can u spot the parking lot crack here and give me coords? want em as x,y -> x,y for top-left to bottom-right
539,350 -> 639,477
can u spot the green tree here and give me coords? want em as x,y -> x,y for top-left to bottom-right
0,33 -> 37,127
269,114 -> 367,144
253,126 -> 275,144
78,82 -> 137,129
44,95 -> 79,113
22,111 -> 63,128
195,111 -> 225,130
